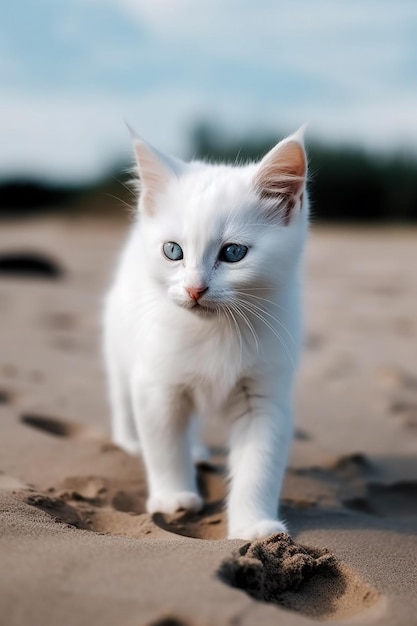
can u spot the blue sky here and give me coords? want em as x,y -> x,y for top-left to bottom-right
1,0 -> 417,182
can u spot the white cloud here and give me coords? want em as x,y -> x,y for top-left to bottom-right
77,0 -> 417,105
1,0 -> 417,181
0,89 -> 209,183
1,81 -> 416,184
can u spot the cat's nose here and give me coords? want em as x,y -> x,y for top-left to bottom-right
185,286 -> 209,301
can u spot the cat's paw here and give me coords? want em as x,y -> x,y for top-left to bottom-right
147,491 -> 203,515
228,519 -> 288,540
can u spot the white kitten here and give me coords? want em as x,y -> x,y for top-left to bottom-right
103,128 -> 308,540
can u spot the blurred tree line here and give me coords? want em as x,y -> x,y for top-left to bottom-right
1,122 -> 417,222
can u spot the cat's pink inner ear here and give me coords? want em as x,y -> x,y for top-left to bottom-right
254,139 -> 307,225
134,141 -> 172,215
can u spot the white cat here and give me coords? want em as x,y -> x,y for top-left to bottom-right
103,127 -> 308,540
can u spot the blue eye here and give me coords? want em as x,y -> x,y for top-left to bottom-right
219,243 -> 248,263
163,242 -> 183,261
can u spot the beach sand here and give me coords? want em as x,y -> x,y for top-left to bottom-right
0,217 -> 416,625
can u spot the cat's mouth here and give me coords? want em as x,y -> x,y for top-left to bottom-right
186,301 -> 218,318
176,298 -> 218,317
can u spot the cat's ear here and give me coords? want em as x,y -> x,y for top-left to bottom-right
127,125 -> 183,215
254,127 -> 307,225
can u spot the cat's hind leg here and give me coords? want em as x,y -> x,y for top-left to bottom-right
106,354 -> 141,456
189,414 -> 210,464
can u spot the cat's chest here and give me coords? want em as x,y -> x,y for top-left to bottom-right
142,317 -> 254,398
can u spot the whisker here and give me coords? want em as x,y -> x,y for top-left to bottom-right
235,295 -> 296,346
229,301 -> 259,356
224,304 -> 243,368
232,298 -> 295,368
111,176 -> 137,196
236,287 -> 286,293
236,289 -> 291,312
103,192 -> 136,213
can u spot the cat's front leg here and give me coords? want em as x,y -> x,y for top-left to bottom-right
130,377 -> 202,515
227,382 -> 292,540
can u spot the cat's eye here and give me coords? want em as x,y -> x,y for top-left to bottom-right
162,242 -> 183,261
219,243 -> 248,263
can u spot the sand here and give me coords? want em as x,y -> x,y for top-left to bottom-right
0,217 -> 416,626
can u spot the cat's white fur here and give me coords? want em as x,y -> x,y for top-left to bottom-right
103,128 -> 308,540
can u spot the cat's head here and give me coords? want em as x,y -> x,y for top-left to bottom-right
131,129 -> 308,317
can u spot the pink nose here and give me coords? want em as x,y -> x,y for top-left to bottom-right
186,286 -> 208,301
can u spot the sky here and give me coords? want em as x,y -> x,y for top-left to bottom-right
1,0 -> 417,183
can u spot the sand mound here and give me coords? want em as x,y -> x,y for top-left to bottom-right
218,533 -> 380,621
219,532 -> 338,597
